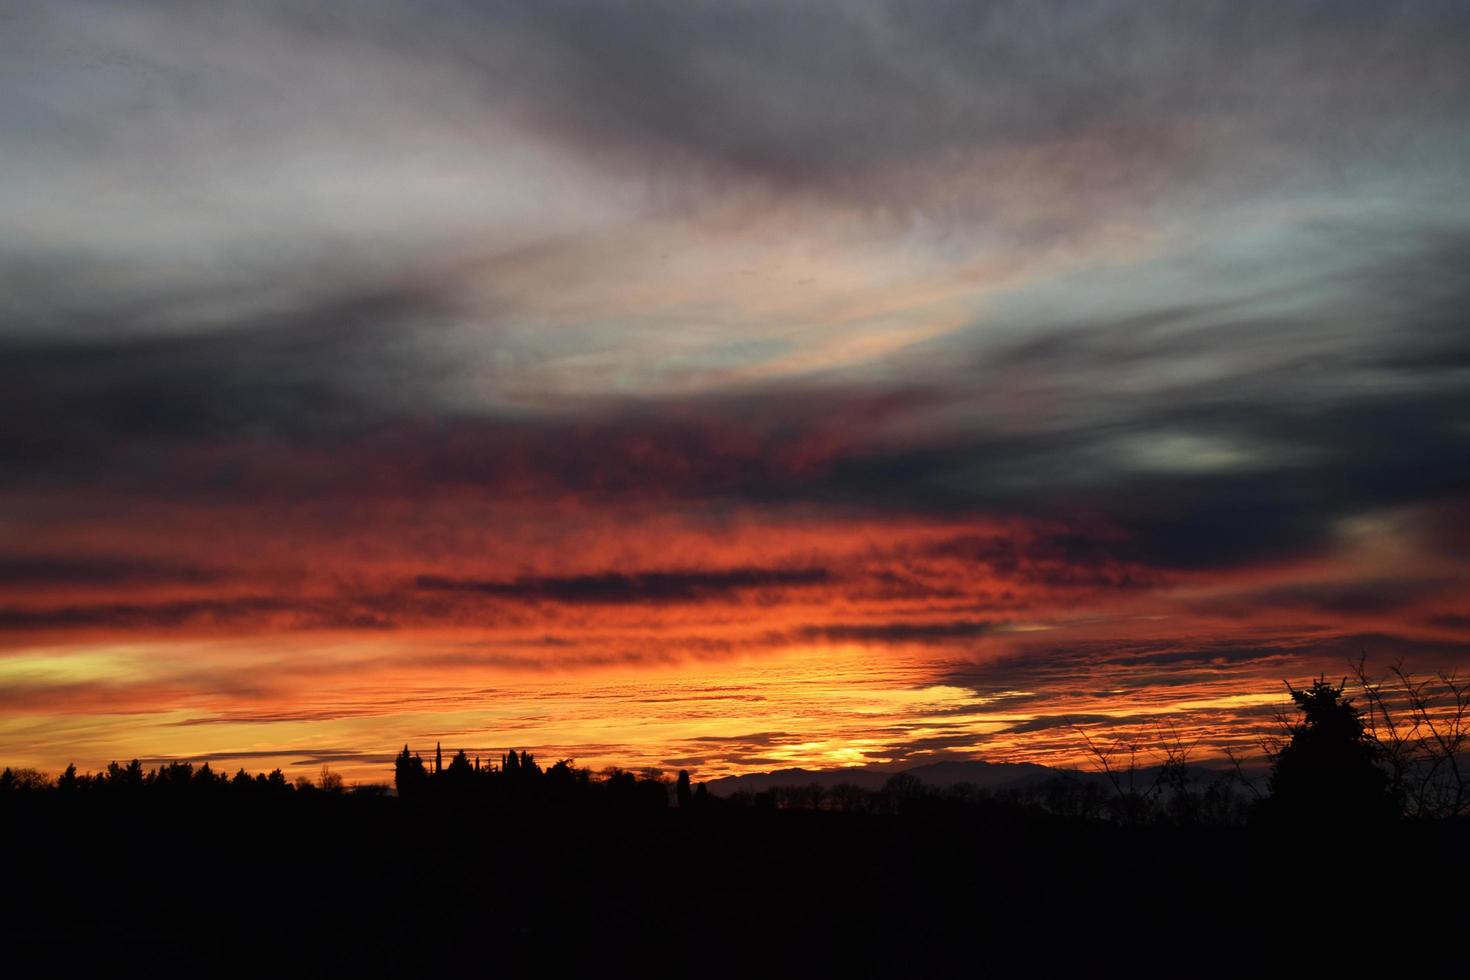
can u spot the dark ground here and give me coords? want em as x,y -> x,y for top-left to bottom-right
6,788 -> 1464,978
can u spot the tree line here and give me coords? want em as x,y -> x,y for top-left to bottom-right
389,743 -> 709,811
0,745 -> 712,815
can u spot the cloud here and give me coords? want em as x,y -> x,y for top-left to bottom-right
415,566 -> 832,604
0,595 -> 399,635
794,620 -> 1001,646
687,731 -> 797,747
1002,714 -> 1122,736
1196,579 -> 1454,618
0,284 -> 452,483
0,555 -> 227,588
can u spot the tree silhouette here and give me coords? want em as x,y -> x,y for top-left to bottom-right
1265,676 -> 1397,827
394,745 -> 428,798
319,766 -> 345,794
0,767 -> 49,793
443,749 -> 474,795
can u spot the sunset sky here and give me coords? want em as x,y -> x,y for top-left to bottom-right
4,1 -> 1469,783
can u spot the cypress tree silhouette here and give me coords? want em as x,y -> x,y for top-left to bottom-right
677,770 -> 693,809
1265,676 -> 1398,827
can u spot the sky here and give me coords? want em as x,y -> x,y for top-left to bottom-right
3,1 -> 1469,783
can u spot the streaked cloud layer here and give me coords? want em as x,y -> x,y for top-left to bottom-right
4,1 -> 1468,781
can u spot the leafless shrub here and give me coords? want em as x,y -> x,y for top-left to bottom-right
1350,655 -> 1469,820
1221,747 -> 1263,801
1071,725 -> 1168,825
1070,720 -> 1251,826
318,766 -> 345,794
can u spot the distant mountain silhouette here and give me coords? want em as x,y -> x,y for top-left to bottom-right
704,757 -> 1259,796
703,766 -> 890,795
904,759 -> 1069,788
704,758 -> 1080,796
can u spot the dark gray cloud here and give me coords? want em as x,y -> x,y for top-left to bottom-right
0,555 -> 227,588
686,731 -> 796,746
1002,714 -> 1123,736
1197,579 -> 1454,618
0,283 -> 454,482
331,0 -> 1470,184
416,566 -> 832,604
0,595 -> 396,633
794,620 -> 1001,646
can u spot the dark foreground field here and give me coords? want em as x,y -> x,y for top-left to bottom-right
5,785 -> 1466,978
